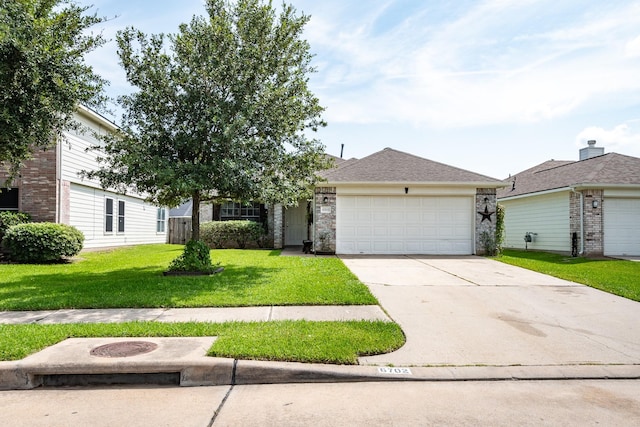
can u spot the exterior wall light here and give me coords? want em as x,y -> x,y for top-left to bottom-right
323,196 -> 329,204
592,200 -> 599,208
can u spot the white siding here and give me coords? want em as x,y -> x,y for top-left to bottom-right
69,182 -> 166,249
59,110 -> 167,249
60,131 -> 103,188
501,191 -> 570,252
337,195 -> 473,255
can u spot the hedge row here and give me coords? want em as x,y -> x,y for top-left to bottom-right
200,220 -> 268,249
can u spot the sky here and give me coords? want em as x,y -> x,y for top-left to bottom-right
81,0 -> 640,179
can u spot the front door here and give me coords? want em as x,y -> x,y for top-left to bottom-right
285,202 -> 308,246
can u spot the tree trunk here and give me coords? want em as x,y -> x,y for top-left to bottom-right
191,190 -> 200,242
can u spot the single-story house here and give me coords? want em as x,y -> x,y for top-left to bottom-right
174,148 -> 504,255
307,148 -> 504,255
497,141 -> 640,257
0,106 -> 168,249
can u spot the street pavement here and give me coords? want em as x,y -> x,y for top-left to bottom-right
2,380 -> 640,426
1,253 -> 639,425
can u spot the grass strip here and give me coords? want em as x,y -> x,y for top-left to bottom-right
496,250 -> 640,301
0,320 -> 405,364
0,245 -> 377,310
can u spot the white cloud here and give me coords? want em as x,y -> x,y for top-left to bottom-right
575,122 -> 640,157
303,0 -> 640,128
625,35 -> 640,57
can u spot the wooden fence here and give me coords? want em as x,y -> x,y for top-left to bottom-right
167,217 -> 192,244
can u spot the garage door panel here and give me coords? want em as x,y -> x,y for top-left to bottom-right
406,211 -> 421,222
337,196 -> 473,255
372,211 -> 388,221
604,198 -> 640,256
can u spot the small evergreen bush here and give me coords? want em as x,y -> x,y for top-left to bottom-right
2,222 -> 84,263
0,211 -> 31,241
167,239 -> 218,273
200,220 -> 265,249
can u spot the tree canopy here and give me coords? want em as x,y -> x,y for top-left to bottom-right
89,0 -> 329,240
0,0 -> 107,183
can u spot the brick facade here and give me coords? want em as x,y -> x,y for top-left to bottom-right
313,187 -> 336,254
569,189 -> 604,256
583,189 -> 604,256
0,145 -> 60,222
272,203 -> 285,249
475,188 -> 497,255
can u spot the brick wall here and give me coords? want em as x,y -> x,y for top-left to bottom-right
272,203 -> 284,249
569,189 -> 604,257
475,188 -> 497,255
0,146 -> 59,222
583,189 -> 604,256
314,187 -> 336,254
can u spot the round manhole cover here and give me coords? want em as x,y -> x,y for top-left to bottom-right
90,341 -> 158,358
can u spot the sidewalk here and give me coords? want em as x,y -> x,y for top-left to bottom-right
0,305 -> 388,324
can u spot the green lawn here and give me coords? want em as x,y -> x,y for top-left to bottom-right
497,250 -> 640,301
0,245 -> 403,363
0,320 -> 404,364
0,245 -> 377,310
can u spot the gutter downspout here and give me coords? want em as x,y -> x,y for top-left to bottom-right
56,137 -> 63,224
571,188 -> 584,255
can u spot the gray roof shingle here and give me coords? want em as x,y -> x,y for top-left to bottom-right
498,153 -> 640,199
321,148 -> 502,184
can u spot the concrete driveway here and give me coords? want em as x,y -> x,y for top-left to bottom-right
340,255 -> 640,370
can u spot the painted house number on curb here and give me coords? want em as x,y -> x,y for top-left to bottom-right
378,367 -> 412,375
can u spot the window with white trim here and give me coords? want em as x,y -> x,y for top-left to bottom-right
117,200 -> 125,233
156,208 -> 166,233
105,197 -> 114,233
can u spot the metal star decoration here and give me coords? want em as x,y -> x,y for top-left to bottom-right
478,205 -> 495,222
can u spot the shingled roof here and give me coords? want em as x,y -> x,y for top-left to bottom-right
498,153 -> 640,199
321,148 -> 502,185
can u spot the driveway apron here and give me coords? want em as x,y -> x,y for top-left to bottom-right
339,255 -> 640,368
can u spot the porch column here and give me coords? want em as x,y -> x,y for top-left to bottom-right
475,188 -> 497,255
272,203 -> 285,249
314,187 -> 336,254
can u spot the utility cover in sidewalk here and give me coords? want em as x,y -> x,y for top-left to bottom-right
90,341 -> 158,358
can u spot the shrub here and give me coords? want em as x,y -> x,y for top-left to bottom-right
2,222 -> 84,263
200,220 -> 265,249
167,239 -> 218,273
0,211 -> 31,241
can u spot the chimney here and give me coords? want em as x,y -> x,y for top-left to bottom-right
579,140 -> 604,160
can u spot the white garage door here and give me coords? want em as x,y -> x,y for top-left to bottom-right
604,198 -> 640,256
336,196 -> 473,255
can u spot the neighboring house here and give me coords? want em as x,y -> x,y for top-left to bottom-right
497,141 -> 640,257
309,148 -> 504,255
0,106 -> 168,249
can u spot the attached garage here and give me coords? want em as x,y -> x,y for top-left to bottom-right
337,195 -> 473,254
312,148 -> 504,255
604,198 -> 640,256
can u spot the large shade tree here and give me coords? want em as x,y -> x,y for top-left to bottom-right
89,0 -> 329,241
0,0 -> 107,183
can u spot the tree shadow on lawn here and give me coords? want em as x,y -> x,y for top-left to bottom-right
0,264 -> 281,311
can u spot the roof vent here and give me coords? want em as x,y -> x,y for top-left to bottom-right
579,140 -> 604,160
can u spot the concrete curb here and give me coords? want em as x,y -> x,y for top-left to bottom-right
3,358 -> 640,391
